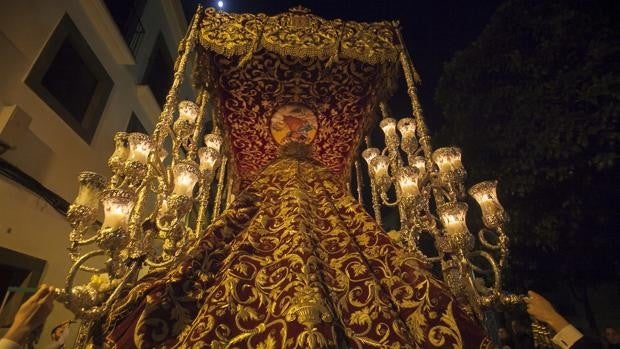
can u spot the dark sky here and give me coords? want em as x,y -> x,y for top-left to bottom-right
182,0 -> 504,135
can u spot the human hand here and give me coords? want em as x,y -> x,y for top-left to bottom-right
524,290 -> 569,332
3,284 -> 56,344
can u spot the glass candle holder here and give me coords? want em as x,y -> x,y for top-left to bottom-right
468,180 -> 508,228
198,147 -> 221,174
172,161 -> 200,197
178,100 -> 199,124
204,132 -> 223,153
74,171 -> 106,209
380,118 -> 399,149
410,156 -> 426,178
438,202 -> 469,237
108,132 -> 129,170
361,148 -> 380,166
397,118 -> 416,153
432,147 -> 461,173
370,155 -> 391,191
395,166 -> 420,198
101,189 -> 136,230
127,133 -> 153,164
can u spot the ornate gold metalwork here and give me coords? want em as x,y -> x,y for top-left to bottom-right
199,7 -> 399,65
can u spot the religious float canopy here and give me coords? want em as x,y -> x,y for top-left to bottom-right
53,5 -> 555,349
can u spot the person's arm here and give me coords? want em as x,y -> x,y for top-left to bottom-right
525,290 -> 584,349
1,285 -> 56,347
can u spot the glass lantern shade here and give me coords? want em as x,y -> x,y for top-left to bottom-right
395,166 -> 420,198
109,132 -> 129,163
172,161 -> 200,197
361,148 -> 380,166
369,155 -> 391,190
73,172 -> 106,209
198,147 -> 221,174
468,180 -> 507,228
432,147 -> 463,174
437,202 -> 469,237
127,133 -> 153,164
204,133 -> 223,153
379,118 -> 398,142
178,100 -> 199,124
101,189 -> 136,230
410,156 -> 426,178
397,118 -> 416,140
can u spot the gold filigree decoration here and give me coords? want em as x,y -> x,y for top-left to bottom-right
102,158 -> 490,348
199,7 -> 400,65
210,49 -> 384,189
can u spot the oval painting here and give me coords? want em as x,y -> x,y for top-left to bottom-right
270,104 -> 318,145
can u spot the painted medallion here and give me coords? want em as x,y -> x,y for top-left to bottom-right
270,104 -> 318,145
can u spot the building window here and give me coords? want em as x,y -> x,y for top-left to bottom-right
26,14 -> 113,143
126,112 -> 147,133
103,0 -> 147,55
143,33 -> 173,108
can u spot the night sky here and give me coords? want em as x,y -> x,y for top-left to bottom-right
181,0 -> 504,135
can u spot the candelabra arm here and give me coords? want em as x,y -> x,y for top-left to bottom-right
496,226 -> 509,269
380,191 -> 400,207
101,260 -> 142,310
212,156 -> 227,221
194,177 -> 212,237
152,4 -> 203,147
188,89 -> 209,160
354,160 -> 364,205
369,177 -> 382,226
467,250 -> 501,292
59,249 -> 106,310
71,233 -> 101,247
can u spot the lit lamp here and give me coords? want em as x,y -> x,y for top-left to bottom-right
395,166 -> 420,199
370,155 -> 391,192
67,171 -> 106,226
432,147 -> 465,182
438,202 -> 470,238
468,180 -> 509,228
198,147 -> 221,176
172,161 -> 200,197
101,189 -> 136,231
361,148 -> 380,166
73,172 -> 106,209
410,156 -> 426,178
108,132 -> 129,171
127,133 -> 153,164
177,100 -> 199,125
204,132 -> 223,153
397,118 -> 416,153
380,118 -> 399,150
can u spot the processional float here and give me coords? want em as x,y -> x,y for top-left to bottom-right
56,5 -> 553,348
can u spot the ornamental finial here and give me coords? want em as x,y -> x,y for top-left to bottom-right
289,5 -> 311,14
